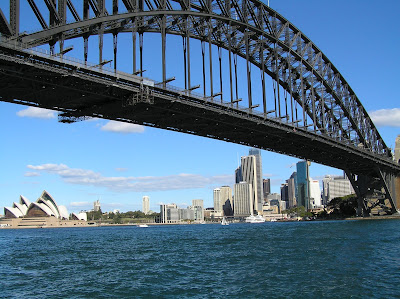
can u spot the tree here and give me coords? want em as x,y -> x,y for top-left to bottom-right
327,194 -> 357,217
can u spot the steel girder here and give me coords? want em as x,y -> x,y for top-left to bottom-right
1,0 -> 390,161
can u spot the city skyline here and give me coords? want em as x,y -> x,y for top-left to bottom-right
1,1 -> 399,213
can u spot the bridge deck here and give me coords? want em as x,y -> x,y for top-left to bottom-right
0,41 -> 399,179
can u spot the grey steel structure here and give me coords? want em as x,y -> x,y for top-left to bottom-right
0,0 -> 399,215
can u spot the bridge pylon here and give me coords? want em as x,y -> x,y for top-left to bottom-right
346,170 -> 400,216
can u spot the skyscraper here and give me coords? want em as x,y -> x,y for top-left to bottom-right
233,182 -> 253,217
235,166 -> 242,184
213,188 -> 223,216
220,186 -> 233,216
249,148 -> 263,210
241,155 -> 258,214
280,183 -> 289,203
142,196 -> 150,215
296,160 -> 310,210
263,178 -> 271,199
287,172 -> 297,208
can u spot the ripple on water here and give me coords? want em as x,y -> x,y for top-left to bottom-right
1,220 -> 400,298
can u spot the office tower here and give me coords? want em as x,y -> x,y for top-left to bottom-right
234,182 -> 253,217
322,175 -> 354,205
263,178 -> 271,199
142,196 -> 150,215
280,183 -> 289,203
160,203 -> 179,223
93,199 -> 101,212
213,188 -> 222,215
249,148 -> 263,211
296,160 -> 310,210
192,199 -> 204,221
309,179 -> 321,208
235,166 -> 243,184
220,186 -> 233,216
241,155 -> 258,214
287,172 -> 297,208
395,135 -> 400,163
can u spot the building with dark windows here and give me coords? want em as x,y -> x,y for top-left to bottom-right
235,166 -> 242,184
280,183 -> 289,203
296,161 -> 310,210
287,172 -> 297,208
220,186 -> 233,216
263,178 -> 271,199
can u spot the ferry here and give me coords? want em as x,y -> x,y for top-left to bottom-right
245,215 -> 266,223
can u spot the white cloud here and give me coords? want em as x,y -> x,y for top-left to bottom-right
17,107 -> 56,119
24,172 -> 40,177
369,108 -> 400,127
27,163 -> 233,192
70,201 -> 91,207
101,120 -> 144,134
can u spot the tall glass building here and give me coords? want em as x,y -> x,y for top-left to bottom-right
296,160 -> 310,210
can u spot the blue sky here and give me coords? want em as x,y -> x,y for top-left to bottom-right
1,0 -> 399,214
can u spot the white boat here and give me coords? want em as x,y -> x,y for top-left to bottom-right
138,224 -> 148,228
221,217 -> 229,226
245,215 -> 266,223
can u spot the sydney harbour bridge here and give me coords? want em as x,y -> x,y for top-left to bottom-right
0,0 -> 399,215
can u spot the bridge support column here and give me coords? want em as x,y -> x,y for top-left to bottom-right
346,170 -> 399,217
395,176 -> 400,213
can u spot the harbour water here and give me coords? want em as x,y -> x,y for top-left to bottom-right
1,219 -> 399,298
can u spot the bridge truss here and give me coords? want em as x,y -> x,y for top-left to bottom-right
0,0 -> 399,215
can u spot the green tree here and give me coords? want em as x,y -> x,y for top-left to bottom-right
328,194 -> 357,217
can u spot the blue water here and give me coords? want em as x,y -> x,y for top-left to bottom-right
0,219 -> 399,298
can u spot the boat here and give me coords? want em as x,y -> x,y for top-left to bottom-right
245,215 -> 266,223
221,217 -> 229,226
138,224 -> 148,228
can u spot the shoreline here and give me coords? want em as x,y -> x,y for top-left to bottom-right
1,214 -> 399,230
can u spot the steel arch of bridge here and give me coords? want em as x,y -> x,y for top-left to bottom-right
0,0 -> 399,215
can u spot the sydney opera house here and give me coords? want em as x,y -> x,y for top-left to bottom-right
1,191 -> 87,228
4,191 -> 70,219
